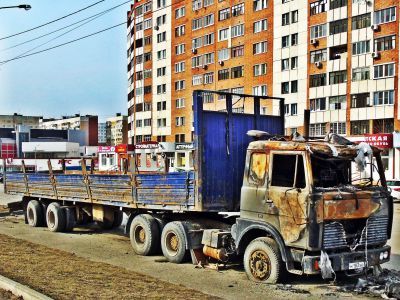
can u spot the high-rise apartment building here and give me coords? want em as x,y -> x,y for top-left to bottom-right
106,114 -> 128,146
127,0 -> 400,178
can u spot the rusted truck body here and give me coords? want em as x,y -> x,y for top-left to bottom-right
4,90 -> 393,283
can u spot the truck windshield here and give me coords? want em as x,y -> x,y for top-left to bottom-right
311,155 -> 351,188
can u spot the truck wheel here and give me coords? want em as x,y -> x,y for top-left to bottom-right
46,202 -> 66,232
244,237 -> 284,284
26,200 -> 44,227
130,214 -> 160,256
161,221 -> 188,264
64,207 -> 76,232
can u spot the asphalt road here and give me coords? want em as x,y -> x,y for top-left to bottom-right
0,185 -> 399,299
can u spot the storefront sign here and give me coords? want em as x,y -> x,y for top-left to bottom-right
98,146 -> 115,153
364,134 -> 393,149
175,143 -> 194,151
134,141 -> 159,150
115,144 -> 127,153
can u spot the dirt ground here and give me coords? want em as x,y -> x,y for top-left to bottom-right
0,289 -> 22,300
0,233 -> 217,300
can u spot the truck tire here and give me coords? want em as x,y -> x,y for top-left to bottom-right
64,207 -> 76,232
46,202 -> 66,232
26,200 -> 44,227
161,221 -> 189,264
130,214 -> 160,256
244,237 -> 285,284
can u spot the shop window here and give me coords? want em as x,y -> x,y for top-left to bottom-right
248,153 -> 267,185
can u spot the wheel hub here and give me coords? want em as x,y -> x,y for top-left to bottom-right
169,235 -> 179,251
250,250 -> 271,280
138,228 -> 146,243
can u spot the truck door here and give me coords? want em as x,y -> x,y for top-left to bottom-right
268,151 -> 309,245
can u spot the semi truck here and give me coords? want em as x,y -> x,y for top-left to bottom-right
4,90 -> 393,283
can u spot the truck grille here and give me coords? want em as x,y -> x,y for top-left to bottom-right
323,216 -> 388,250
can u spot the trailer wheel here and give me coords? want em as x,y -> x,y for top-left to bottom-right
26,200 -> 44,227
244,237 -> 284,284
130,214 -> 160,256
64,207 -> 76,232
161,221 -> 188,264
46,202 -> 66,232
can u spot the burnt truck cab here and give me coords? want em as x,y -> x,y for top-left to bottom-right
234,136 -> 393,283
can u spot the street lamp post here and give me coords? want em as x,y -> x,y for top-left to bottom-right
0,4 -> 31,10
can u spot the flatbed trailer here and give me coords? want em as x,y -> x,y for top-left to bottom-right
4,90 -> 393,283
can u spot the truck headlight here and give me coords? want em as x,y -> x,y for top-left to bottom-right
383,251 -> 389,259
379,252 -> 384,260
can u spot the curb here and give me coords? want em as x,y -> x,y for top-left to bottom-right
0,274 -> 53,300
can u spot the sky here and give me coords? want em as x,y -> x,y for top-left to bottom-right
0,0 -> 131,121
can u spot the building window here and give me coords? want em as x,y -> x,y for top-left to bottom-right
192,17 -> 203,30
218,69 -> 230,80
157,84 -> 166,94
204,14 -> 214,26
231,24 -> 244,38
253,0 -> 268,11
219,8 -> 230,21
175,134 -> 185,143
310,98 -> 326,111
175,25 -> 185,37
231,45 -> 244,57
373,63 -> 395,79
192,0 -> 202,11
374,7 -> 396,25
351,93 -> 370,108
374,35 -> 396,51
192,55 -> 202,68
310,123 -> 326,136
144,85 -> 152,94
157,49 -> 166,60
157,101 -> 167,111
232,3 -> 245,16
310,24 -> 327,39
143,135 -> 152,142
310,73 -> 326,87
144,35 -> 152,45
253,41 -> 267,54
175,6 -> 185,19
291,57 -> 298,69
174,61 -> 185,73
284,103 -> 297,116
254,19 -> 268,33
175,43 -> 185,55
329,70 -> 347,84
156,14 -> 166,26
175,80 -> 185,91
373,90 -> 394,105
218,28 -> 229,41
330,0 -> 347,10
329,95 -> 346,110
203,92 -> 214,103
143,18 -> 152,30
136,22 -> 143,31
310,0 -> 327,15
203,33 -> 214,46
231,66 -> 244,78
331,122 -> 346,135
282,13 -> 290,26
176,98 -> 185,108
281,58 -> 289,71
291,33 -> 298,46
176,116 -> 185,126
281,82 -> 289,94
192,75 -> 203,86
291,10 -> 298,23
144,119 -> 152,127
352,13 -> 371,30
352,67 -> 370,81
329,18 -> 347,35
282,35 -> 289,47
204,72 -> 214,84
352,40 -> 370,55
252,85 -> 267,96
310,49 -> 327,63
192,37 -> 202,49
136,120 -> 142,128
253,63 -> 267,76
144,69 -> 152,79
157,136 -> 166,142
218,48 -> 230,61
204,0 -> 214,7
204,52 -> 214,65
157,118 -> 166,127
144,52 -> 152,61
291,80 -> 298,93
157,67 -> 166,77
373,119 -> 393,134
157,32 -> 166,43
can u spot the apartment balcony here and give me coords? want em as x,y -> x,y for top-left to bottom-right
350,105 -> 394,121
310,109 -> 347,123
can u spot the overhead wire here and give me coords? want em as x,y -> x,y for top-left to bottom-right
0,0 -> 106,41
0,0 -> 132,52
0,22 -> 126,64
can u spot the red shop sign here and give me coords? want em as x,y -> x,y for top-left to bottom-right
364,134 -> 393,149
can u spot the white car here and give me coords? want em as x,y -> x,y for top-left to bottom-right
387,180 -> 400,201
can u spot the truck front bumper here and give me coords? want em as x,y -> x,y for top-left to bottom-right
303,245 -> 391,274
